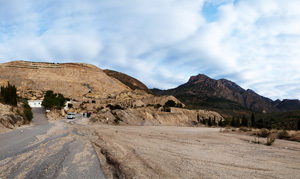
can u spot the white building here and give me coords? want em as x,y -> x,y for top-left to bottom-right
28,100 -> 43,108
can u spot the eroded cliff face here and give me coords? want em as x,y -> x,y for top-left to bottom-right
90,107 -> 224,127
0,103 -> 25,133
0,61 -> 131,99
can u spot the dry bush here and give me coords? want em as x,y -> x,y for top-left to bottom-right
289,132 -> 300,142
239,127 -> 249,132
278,130 -> 290,139
266,137 -> 276,146
251,138 -> 261,144
220,128 -> 231,133
258,128 -> 270,138
271,129 -> 278,133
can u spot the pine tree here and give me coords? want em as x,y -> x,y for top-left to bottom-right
208,117 -> 212,127
218,119 -> 223,127
213,116 -> 216,126
0,82 -> 17,105
231,117 -> 236,127
242,115 -> 248,127
251,113 -> 255,128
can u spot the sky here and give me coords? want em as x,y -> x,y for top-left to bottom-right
0,0 -> 300,100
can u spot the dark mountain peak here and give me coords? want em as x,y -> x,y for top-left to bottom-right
275,99 -> 300,111
188,74 -> 211,84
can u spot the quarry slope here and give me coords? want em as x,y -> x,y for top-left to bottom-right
0,61 -> 130,99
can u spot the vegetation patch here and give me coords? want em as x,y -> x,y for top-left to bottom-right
42,90 -> 66,109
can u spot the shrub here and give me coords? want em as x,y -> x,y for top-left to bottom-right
67,103 -> 73,108
266,137 -> 276,146
258,128 -> 270,137
278,130 -> 290,139
239,127 -> 249,132
92,100 -> 96,103
154,104 -> 162,109
251,138 -> 261,144
106,104 -> 123,110
42,90 -> 66,109
23,103 -> 33,121
162,106 -> 171,112
290,133 -> 300,142
164,100 -> 176,107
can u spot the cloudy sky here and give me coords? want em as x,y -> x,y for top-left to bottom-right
0,0 -> 299,100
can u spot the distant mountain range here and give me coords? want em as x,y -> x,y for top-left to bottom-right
150,74 -> 300,113
1,61 -> 299,115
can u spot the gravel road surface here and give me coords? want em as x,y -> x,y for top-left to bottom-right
0,114 -> 106,179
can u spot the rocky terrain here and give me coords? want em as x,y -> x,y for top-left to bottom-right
0,61 -> 185,112
0,103 -> 27,134
103,69 -> 152,94
152,74 -> 300,113
90,107 -> 223,126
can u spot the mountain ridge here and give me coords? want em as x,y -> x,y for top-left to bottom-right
151,74 -> 300,113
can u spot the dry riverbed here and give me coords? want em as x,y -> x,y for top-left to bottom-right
90,125 -> 300,179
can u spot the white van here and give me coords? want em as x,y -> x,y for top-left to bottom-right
67,112 -> 75,119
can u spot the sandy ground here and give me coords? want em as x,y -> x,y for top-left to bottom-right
91,125 -> 300,179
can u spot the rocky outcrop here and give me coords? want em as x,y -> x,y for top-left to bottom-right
103,69 -> 152,94
0,103 -> 25,132
90,107 -> 223,126
152,74 -> 281,113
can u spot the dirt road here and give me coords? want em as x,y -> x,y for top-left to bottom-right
92,125 -> 300,179
0,116 -> 106,179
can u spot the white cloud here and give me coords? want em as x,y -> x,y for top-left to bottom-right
0,0 -> 299,100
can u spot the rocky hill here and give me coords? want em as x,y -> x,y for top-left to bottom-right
0,61 -> 131,99
273,99 -> 300,111
0,61 -> 185,113
103,69 -> 152,94
152,74 -> 299,113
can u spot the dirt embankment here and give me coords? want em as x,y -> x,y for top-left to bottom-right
91,125 -> 300,179
0,103 -> 27,134
90,107 -> 223,127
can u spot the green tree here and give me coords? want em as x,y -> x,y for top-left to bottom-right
219,119 -> 223,127
213,116 -> 216,126
231,117 -> 236,127
0,82 -> 17,105
235,118 -> 241,127
42,90 -> 66,109
251,113 -> 255,128
164,100 -> 176,107
208,117 -> 212,127
242,115 -> 248,127
23,102 -> 33,121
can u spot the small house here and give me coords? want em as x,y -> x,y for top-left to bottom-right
28,100 -> 43,108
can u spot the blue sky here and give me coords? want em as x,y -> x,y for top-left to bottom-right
0,0 -> 300,100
